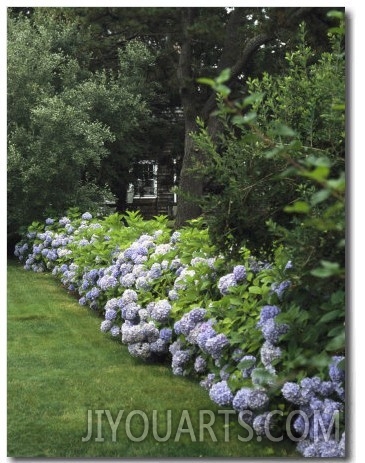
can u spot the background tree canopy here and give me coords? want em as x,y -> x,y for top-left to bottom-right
7,7 -> 342,246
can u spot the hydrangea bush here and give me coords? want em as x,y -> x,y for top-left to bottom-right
15,210 -> 345,457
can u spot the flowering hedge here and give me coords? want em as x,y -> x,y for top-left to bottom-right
14,210 -> 345,457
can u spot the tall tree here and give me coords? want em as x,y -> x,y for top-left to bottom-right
7,9 -> 153,241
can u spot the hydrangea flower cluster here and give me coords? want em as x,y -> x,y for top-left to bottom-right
282,357 -> 345,457
232,387 -> 269,411
15,212 -> 345,458
209,380 -> 233,406
256,305 -> 288,374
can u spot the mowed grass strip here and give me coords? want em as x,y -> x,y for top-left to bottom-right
7,260 -> 297,458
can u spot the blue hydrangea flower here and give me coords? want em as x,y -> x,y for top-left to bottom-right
120,289 -> 138,306
100,320 -> 113,332
128,342 -> 151,359
257,305 -> 280,328
86,287 -> 100,300
209,380 -> 233,406
82,212 -> 92,220
119,273 -> 136,288
329,356 -> 345,383
59,217 -> 71,226
233,388 -> 269,411
200,373 -> 216,390
260,341 -> 282,373
170,258 -> 182,271
301,439 -> 345,458
271,280 -> 291,300
105,309 -> 117,321
178,308 -> 207,335
122,302 -> 140,321
233,265 -> 247,282
196,323 -> 217,351
194,356 -> 207,374
261,318 -> 289,344
119,263 -> 134,277
121,324 -> 145,344
138,308 -> 149,321
160,328 -> 172,342
110,325 -> 120,337
98,275 -> 118,291
253,413 -> 271,436
150,338 -> 169,354
148,263 -> 162,279
217,273 -> 236,295
170,231 -> 181,244
172,350 -> 191,368
135,276 -> 151,291
153,243 -> 172,255
285,260 -> 293,270
219,365 -> 230,381
204,333 -> 229,359
140,322 -> 160,343
151,299 -> 171,322
173,320 -> 182,335
104,298 -> 120,311
168,289 -> 179,301
45,218 -> 54,225
169,340 -> 183,356
282,382 -> 303,405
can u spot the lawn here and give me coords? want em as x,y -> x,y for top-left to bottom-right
7,260 -> 297,458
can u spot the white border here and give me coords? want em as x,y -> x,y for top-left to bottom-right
3,2 -> 362,463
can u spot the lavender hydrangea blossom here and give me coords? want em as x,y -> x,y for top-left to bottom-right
150,300 -> 171,323
233,265 -> 247,282
261,318 -> 289,344
194,356 -> 207,374
232,388 -> 269,411
217,273 -> 236,295
159,328 -> 172,342
209,380 -> 233,406
329,356 -> 345,383
257,305 -> 281,328
204,333 -> 229,359
200,373 -> 216,391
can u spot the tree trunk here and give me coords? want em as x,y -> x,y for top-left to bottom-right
175,8 -> 203,227
175,7 -> 312,227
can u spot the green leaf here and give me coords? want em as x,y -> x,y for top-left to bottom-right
215,84 -> 231,97
248,286 -> 262,294
302,165 -> 330,182
197,77 -> 215,87
242,92 -> 265,108
318,310 -> 342,324
216,68 -> 231,84
284,201 -> 311,214
310,189 -> 331,206
311,260 -> 342,278
229,297 -> 243,306
273,125 -> 296,137
231,111 -> 257,126
237,357 -> 256,371
325,331 -> 345,352
327,10 -> 344,19
251,368 -> 277,386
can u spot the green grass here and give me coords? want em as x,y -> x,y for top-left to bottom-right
7,260 -> 298,458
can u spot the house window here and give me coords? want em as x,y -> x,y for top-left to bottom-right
127,160 -> 158,202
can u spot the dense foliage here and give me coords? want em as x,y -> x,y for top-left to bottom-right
7,10 -> 156,244
15,206 -> 345,457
